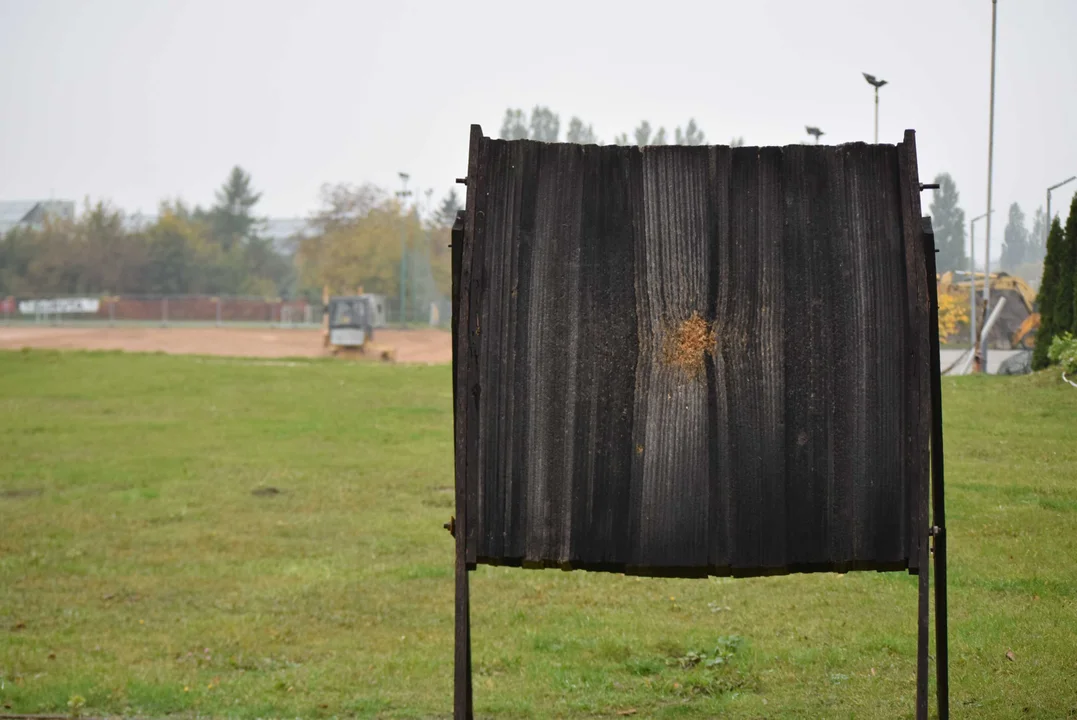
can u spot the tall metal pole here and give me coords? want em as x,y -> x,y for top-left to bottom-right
982,0 -> 997,373
397,173 -> 412,326
970,219 -> 978,350
969,212 -> 991,360
874,86 -> 880,144
863,74 -> 887,142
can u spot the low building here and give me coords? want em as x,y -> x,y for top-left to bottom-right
0,200 -> 76,235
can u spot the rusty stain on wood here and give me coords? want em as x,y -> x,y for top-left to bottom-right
663,312 -> 716,378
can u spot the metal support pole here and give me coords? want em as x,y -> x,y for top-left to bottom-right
216,297 -> 222,326
450,210 -> 473,720
916,479 -> 930,720
977,297 -> 1008,372
397,173 -> 412,327
1047,192 -> 1051,240
109,298 -> 115,327
923,218 -> 950,720
982,0 -> 997,373
968,212 -> 991,358
970,222 -> 977,349
874,86 -> 879,144
162,297 -> 169,327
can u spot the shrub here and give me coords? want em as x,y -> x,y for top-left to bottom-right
1047,332 -> 1077,374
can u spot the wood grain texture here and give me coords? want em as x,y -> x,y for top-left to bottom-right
457,125 -> 929,576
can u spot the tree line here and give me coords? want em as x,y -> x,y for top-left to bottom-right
0,168 -> 293,299
929,172 -> 1048,277
0,168 -> 463,311
1033,192 -> 1077,370
928,172 -> 1077,370
500,106 -> 744,147
295,184 -> 456,315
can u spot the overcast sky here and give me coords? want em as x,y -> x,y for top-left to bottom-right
2,0 -> 1076,259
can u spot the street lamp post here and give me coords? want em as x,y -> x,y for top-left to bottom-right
396,173 -> 412,326
862,73 -> 888,143
969,211 -> 992,356
805,126 -> 824,144
981,0 -> 998,373
1047,176 -> 1077,242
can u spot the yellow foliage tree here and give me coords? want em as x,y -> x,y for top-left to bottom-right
297,183 -> 453,313
937,289 -> 970,343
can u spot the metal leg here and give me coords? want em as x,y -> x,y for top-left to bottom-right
451,211 -> 473,720
923,219 -> 950,719
915,217 -> 933,720
454,527 -> 472,720
916,534 -> 930,720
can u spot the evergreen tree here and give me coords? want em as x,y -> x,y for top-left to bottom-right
498,106 -> 561,142
633,121 -> 654,147
1028,206 -> 1047,264
675,119 -> 706,146
565,117 -> 598,144
1057,193 -> 1077,337
928,173 -> 967,273
1033,217 -> 1066,370
205,166 -> 263,251
499,109 -> 528,140
433,189 -> 463,228
528,106 -> 560,142
999,202 -> 1028,271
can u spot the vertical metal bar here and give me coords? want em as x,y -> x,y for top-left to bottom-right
1046,191 -> 1050,248
916,505 -> 930,720
450,210 -> 472,719
915,216 -> 932,720
923,220 -> 950,719
216,297 -> 222,327
969,221 -> 977,350
109,298 -> 115,327
162,297 -> 168,327
874,87 -> 879,144
982,0 -> 997,373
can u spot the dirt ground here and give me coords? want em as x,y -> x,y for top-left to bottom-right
0,326 -> 452,364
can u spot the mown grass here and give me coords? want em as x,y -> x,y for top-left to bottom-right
1,349 -> 1075,719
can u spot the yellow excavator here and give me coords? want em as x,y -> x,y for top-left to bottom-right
936,271 -> 1039,349
321,285 -> 395,361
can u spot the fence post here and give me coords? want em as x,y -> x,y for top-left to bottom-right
162,297 -> 168,327
216,297 -> 222,327
109,298 -> 116,327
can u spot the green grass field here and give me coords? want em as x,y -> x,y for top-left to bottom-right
1,350 -> 1075,719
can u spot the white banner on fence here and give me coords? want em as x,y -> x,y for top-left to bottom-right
18,298 -> 101,314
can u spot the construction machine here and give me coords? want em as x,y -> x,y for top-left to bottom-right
321,286 -> 395,361
937,271 -> 1039,349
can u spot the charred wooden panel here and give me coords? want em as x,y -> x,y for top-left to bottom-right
456,126 -> 929,576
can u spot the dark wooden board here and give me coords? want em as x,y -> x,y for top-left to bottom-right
457,125 -> 929,577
